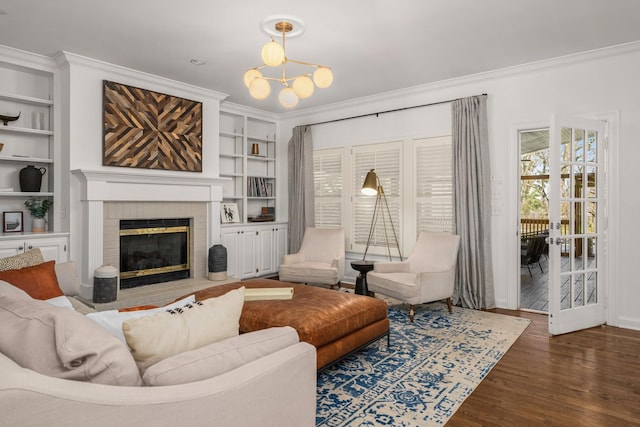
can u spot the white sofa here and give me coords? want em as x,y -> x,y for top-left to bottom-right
0,255 -> 317,427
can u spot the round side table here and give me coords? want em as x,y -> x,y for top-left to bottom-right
351,260 -> 375,296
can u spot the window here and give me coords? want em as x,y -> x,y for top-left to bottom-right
414,136 -> 454,238
313,148 -> 343,228
313,135 -> 452,255
352,142 -> 402,254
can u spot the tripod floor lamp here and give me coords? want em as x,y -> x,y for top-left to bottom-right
361,169 -> 403,261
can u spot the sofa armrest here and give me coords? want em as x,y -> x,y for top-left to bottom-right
282,252 -> 304,265
0,342 -> 317,427
373,260 -> 410,273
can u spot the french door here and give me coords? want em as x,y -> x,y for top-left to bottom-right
548,116 -> 606,335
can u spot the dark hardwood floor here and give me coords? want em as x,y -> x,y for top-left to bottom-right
447,309 -> 640,426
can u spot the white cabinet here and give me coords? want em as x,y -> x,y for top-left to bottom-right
219,109 -> 277,223
0,234 -> 69,263
220,223 -> 287,279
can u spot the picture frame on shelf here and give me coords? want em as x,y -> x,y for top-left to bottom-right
3,211 -> 23,233
221,203 -> 240,224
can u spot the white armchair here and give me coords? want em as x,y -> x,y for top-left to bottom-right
367,232 -> 460,322
279,227 -> 345,287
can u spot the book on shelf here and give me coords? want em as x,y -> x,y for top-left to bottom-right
247,176 -> 271,197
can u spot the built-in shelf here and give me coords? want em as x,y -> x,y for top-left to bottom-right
0,192 -> 54,197
0,92 -> 53,106
0,155 -> 53,164
0,126 -> 53,136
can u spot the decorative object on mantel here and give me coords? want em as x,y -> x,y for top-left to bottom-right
251,143 -> 260,155
243,17 -> 333,108
208,244 -> 227,281
103,80 -> 203,172
24,197 -> 52,233
19,165 -> 46,192
2,211 -> 23,233
0,112 -> 20,126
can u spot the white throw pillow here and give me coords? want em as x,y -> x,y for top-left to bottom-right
45,295 -> 75,310
123,287 -> 245,370
86,294 -> 196,343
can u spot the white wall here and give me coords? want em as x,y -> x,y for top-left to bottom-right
54,52 -> 227,289
279,42 -> 640,330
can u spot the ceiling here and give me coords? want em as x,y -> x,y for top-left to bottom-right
1,0 -> 640,113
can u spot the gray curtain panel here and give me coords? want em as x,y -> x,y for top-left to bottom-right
287,125 -> 315,253
452,95 -> 495,309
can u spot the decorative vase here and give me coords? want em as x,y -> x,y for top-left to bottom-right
31,217 -> 45,233
19,165 -> 46,192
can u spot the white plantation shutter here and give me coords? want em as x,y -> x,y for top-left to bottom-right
414,136 -> 453,238
313,149 -> 343,228
352,142 -> 402,253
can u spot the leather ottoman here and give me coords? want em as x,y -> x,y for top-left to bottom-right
195,279 -> 389,369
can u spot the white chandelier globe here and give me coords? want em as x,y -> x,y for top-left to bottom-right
261,40 -> 285,67
292,76 -> 315,99
243,69 -> 263,88
249,77 -> 271,100
313,67 -> 334,88
279,87 -> 299,108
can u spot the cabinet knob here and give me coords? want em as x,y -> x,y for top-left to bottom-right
28,245 -> 33,250
256,231 -> 259,235
18,246 -> 24,251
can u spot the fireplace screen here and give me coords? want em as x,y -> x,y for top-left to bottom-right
119,218 -> 190,289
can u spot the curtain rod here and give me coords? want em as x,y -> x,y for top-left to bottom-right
305,93 -> 487,127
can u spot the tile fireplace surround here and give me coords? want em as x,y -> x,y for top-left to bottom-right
72,169 -> 228,301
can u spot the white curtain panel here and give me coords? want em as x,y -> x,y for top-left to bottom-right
452,95 -> 495,309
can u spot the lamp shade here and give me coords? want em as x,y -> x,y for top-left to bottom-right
361,169 -> 378,195
243,69 -> 263,88
261,40 -> 285,67
249,77 -> 271,100
279,87 -> 299,108
292,76 -> 314,99
313,67 -> 334,88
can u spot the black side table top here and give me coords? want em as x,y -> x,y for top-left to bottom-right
350,260 -> 375,273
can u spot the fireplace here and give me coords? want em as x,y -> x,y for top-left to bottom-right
119,218 -> 191,289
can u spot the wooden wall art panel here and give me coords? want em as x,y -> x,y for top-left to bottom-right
103,80 -> 203,172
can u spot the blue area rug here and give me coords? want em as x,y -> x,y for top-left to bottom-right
316,303 -> 530,426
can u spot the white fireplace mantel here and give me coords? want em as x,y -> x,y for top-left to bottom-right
72,169 -> 228,202
71,169 -> 229,299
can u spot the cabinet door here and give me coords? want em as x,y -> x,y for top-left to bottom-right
239,229 -> 257,278
28,237 -> 68,262
0,241 -> 24,258
256,227 -> 275,276
220,229 -> 240,278
274,226 -> 288,272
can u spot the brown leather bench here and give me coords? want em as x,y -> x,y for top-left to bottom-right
195,278 -> 389,369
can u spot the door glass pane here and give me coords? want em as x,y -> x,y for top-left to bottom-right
561,165 -> 572,198
560,202 -> 571,235
587,130 -> 597,162
588,237 -> 597,268
560,273 -> 571,310
561,238 -> 573,272
587,272 -> 597,304
560,127 -> 572,161
587,202 -> 597,233
574,166 -> 584,199
574,129 -> 585,162
587,166 -> 597,198
573,274 -> 585,307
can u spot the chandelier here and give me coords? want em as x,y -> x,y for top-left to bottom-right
243,18 -> 333,108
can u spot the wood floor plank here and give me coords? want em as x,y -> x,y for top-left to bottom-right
447,309 -> 640,426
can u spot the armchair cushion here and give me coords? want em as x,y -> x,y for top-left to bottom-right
373,260 -> 411,274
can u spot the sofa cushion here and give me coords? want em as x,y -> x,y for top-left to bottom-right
86,294 -> 196,344
143,326 -> 299,386
0,260 -> 63,300
54,260 -> 81,296
0,248 -> 44,271
0,293 -> 142,386
123,287 -> 245,370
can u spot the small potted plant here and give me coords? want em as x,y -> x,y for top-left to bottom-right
24,197 -> 53,233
